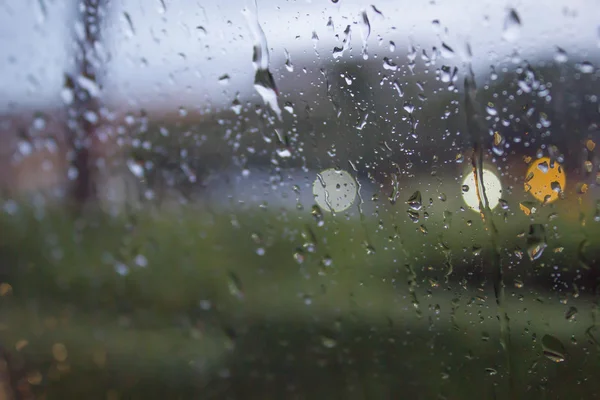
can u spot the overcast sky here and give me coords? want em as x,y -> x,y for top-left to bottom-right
1,0 -> 599,114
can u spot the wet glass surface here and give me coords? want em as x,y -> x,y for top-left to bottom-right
1,0 -> 600,398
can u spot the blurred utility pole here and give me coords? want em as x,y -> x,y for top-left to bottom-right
65,0 -> 107,208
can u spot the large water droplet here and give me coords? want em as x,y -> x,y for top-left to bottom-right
541,334 -> 566,362
383,57 -> 398,71
502,9 -> 521,43
440,43 -> 455,59
554,47 -> 568,63
403,101 -> 415,114
537,161 -> 549,173
407,191 -> 422,211
284,48 -> 294,72
332,25 -> 351,59
218,74 -> 230,85
360,10 -> 371,60
565,306 -> 578,321
577,61 -> 595,74
527,224 -> 547,261
122,12 -> 135,37
243,4 -> 282,120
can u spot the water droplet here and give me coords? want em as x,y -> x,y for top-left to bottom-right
61,87 -> 74,105
364,242 -> 376,255
577,182 -> 589,194
122,12 -> 135,37
383,57 -> 398,71
227,272 -> 244,300
407,45 -> 417,61
310,205 -> 324,226
17,140 -> 33,157
276,148 -> 292,158
196,26 -> 207,38
502,9 -> 521,42
514,279 -> 524,288
519,201 -> 537,216
250,232 -> 261,245
332,25 -> 351,59
537,161 -> 549,173
527,224 -> 547,261
439,65 -> 457,83
302,226 -> 318,253
407,210 -> 419,223
35,0 -> 47,23
541,334 -> 566,362
440,43 -> 455,59
114,262 -> 129,276
577,61 -> 595,74
231,97 -> 242,114
321,336 -> 337,348
243,5 -> 282,120
293,248 -> 305,264
158,0 -> 166,14
134,254 -> 148,268
354,112 -> 369,131
554,47 -> 568,63
199,300 -> 212,310
360,10 -> 370,60
218,74 -> 230,85
127,159 -> 144,178
392,80 -> 404,97
407,191 -> 422,211
565,306 -> 578,321
76,74 -> 101,97
284,49 -> 294,72
586,139 -> 596,151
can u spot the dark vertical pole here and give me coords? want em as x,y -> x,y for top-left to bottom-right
65,0 -> 106,208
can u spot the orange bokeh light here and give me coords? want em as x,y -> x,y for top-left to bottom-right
524,157 -> 566,203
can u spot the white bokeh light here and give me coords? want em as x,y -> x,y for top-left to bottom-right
461,169 -> 503,211
313,169 -> 357,212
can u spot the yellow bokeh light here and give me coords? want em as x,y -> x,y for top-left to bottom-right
524,157 -> 566,203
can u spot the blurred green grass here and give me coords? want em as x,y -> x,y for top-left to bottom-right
1,202 -> 600,399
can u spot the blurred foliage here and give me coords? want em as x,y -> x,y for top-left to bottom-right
1,201 -> 600,398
